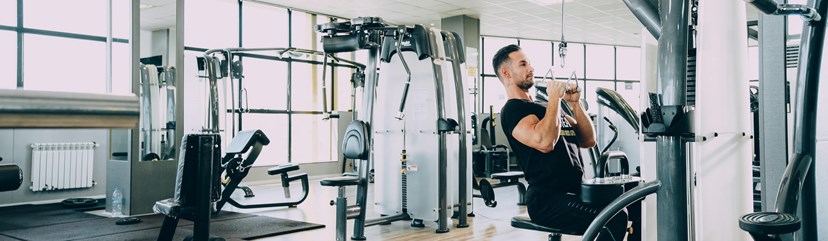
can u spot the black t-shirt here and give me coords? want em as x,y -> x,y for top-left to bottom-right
500,99 -> 584,195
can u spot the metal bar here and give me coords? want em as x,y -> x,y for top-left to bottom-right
581,181 -> 661,241
205,56 -> 221,133
622,0 -> 662,39
444,32 -> 469,228
746,0 -> 781,14
287,9 -> 293,163
0,89 -> 139,128
427,29 -> 449,234
17,0 -> 22,88
20,28 -> 128,43
757,11 -> 788,212
352,46 -> 381,240
775,2 -> 826,241
655,3 -> 690,241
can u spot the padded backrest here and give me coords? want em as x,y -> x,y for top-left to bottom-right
342,120 -> 370,160
174,134 -> 222,205
226,129 -> 270,154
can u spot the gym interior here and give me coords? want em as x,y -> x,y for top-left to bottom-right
0,0 -> 826,240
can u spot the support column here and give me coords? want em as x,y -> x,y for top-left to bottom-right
656,0 -> 689,240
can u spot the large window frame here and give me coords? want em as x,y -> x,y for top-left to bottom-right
184,1 -> 356,165
0,0 -> 129,93
478,35 -> 642,114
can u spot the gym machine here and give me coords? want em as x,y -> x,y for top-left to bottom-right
197,46 -> 363,205
316,17 -> 472,240
566,0 -> 823,240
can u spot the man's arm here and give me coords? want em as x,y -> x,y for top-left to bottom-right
511,98 -> 562,153
564,101 -> 596,148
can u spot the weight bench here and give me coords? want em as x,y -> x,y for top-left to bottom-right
215,129 -> 309,212
511,216 -> 582,241
154,134 -> 223,241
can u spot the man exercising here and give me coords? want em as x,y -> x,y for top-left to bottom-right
493,44 -> 627,240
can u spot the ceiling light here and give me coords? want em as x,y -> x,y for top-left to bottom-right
527,0 -> 574,6
139,4 -> 155,9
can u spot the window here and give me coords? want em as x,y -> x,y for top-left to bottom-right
244,114 -> 289,166
291,114 -> 335,163
112,43 -> 131,94
555,42 -> 584,79
0,1 -> 14,26
584,80 -> 615,114
291,62 -> 322,111
747,46 -> 759,81
112,0 -> 131,39
185,0 -> 238,48
242,2 -> 288,48
482,77 -> 507,112
335,53 -> 356,112
615,81 -> 640,111
243,58 -> 288,109
586,45 -> 614,80
0,31 -> 15,89
291,12 -> 314,49
520,40 -> 553,73
616,47 -> 641,81
482,37 -> 517,75
25,0 -> 108,36
24,34 -> 106,93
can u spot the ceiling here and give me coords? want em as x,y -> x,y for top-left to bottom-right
140,0 -> 759,46
139,0 -> 176,31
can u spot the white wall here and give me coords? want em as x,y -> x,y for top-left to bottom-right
0,129 -> 112,206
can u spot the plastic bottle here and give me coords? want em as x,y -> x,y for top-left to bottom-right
112,188 -> 124,217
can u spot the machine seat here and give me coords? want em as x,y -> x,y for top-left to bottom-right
491,171 -> 525,180
267,163 -> 300,175
320,176 -> 362,187
739,212 -> 801,235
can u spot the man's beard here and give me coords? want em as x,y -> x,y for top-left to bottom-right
517,78 -> 534,90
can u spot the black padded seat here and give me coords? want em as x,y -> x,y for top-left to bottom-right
511,216 -> 582,235
491,171 -> 525,179
320,176 -> 362,187
739,212 -> 801,235
267,163 -> 300,175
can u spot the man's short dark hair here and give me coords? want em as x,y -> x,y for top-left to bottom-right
492,44 -> 521,79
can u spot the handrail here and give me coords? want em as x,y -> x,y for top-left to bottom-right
581,181 -> 661,241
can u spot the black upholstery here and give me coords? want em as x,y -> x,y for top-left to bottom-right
154,134 -> 221,241
225,129 -> 269,155
511,216 -> 582,235
739,212 -> 801,235
342,121 -> 370,160
380,25 -> 434,62
320,176 -> 362,187
0,164 -> 22,192
322,35 -> 365,53
267,163 -> 300,175
595,87 -> 640,132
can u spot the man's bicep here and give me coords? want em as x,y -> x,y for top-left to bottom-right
511,115 -> 540,147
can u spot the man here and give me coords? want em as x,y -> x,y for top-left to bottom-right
494,44 -> 627,240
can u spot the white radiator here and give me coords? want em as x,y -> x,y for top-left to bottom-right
30,142 -> 98,192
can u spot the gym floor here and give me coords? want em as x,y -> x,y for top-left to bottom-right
182,175 -> 581,241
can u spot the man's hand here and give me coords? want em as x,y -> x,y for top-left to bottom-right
563,81 -> 580,103
545,81 -> 568,100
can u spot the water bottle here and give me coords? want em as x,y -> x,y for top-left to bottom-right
112,188 -> 124,217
